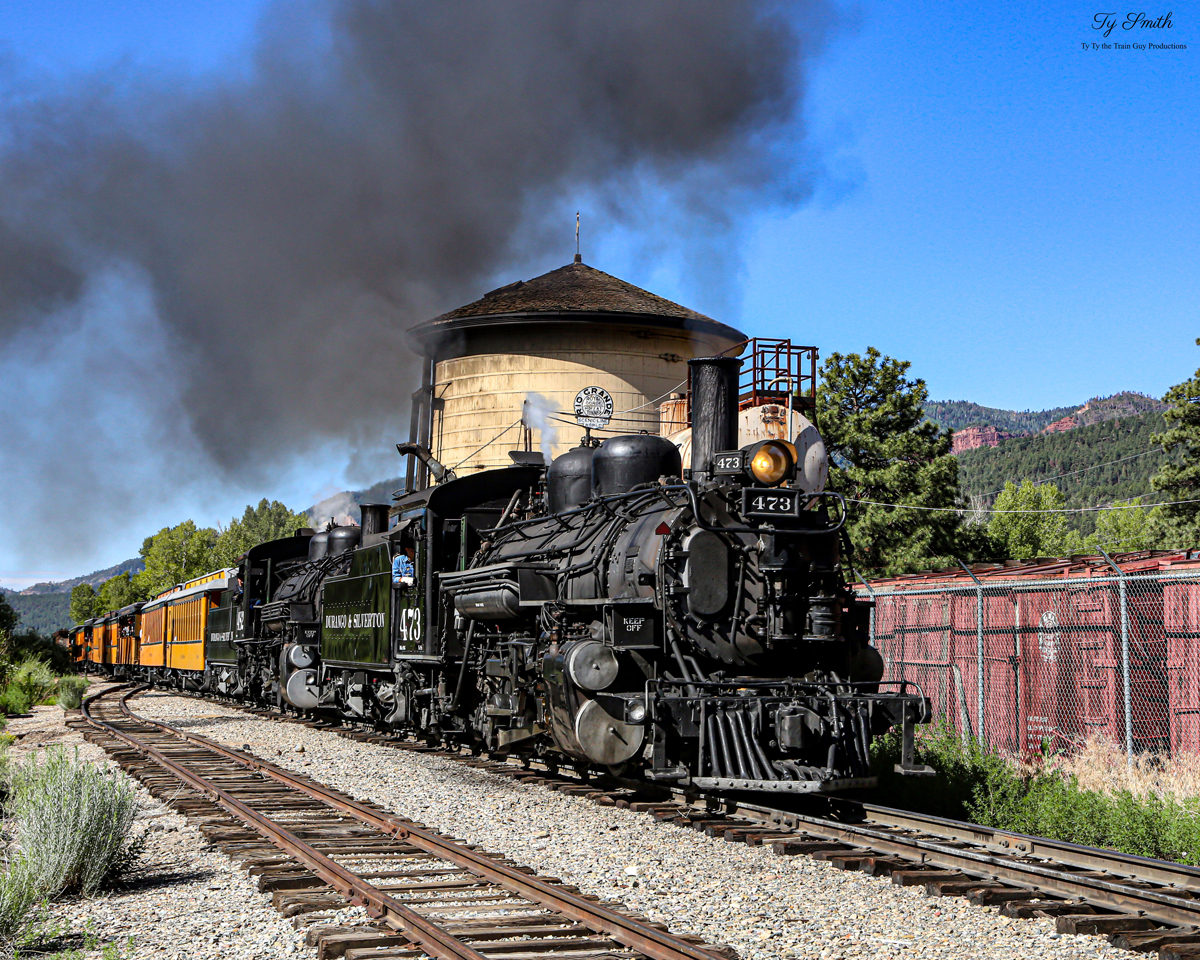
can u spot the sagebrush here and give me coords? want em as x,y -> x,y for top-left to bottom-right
55,677 -> 89,711
8,746 -> 143,897
0,858 -> 37,939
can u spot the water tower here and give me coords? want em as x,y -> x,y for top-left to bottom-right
405,257 -> 745,487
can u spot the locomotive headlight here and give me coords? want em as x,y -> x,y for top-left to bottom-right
748,440 -> 796,486
625,697 -> 648,723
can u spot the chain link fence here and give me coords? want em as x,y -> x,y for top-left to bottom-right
856,569 -> 1200,760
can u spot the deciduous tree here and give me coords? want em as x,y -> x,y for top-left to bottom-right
69,583 -> 98,624
987,479 -> 1074,559
135,521 -> 218,597
212,499 -> 309,568
96,572 -> 142,611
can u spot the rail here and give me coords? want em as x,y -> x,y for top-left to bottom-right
81,684 -> 731,960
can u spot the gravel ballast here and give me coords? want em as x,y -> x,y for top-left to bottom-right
4,689 -> 312,960
133,690 -> 1129,960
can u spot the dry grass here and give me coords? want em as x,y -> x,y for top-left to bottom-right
1027,737 -> 1200,805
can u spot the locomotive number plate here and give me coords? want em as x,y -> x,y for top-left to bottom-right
711,450 -> 746,475
742,488 -> 801,517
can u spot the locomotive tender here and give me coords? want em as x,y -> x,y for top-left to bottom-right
75,354 -> 930,793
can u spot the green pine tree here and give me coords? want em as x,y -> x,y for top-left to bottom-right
817,347 -> 966,575
0,592 -> 18,639
1151,343 -> 1200,548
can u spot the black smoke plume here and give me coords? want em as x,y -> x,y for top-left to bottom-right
0,0 -> 836,571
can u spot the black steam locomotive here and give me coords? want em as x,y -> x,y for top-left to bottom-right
97,356 -> 931,793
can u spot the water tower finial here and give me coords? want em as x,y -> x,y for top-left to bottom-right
574,212 -> 581,263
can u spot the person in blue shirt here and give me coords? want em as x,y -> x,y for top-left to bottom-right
392,548 -> 415,586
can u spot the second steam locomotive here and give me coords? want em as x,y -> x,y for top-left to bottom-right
74,355 -> 930,793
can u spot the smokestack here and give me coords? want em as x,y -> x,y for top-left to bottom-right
688,356 -> 741,479
360,503 -> 390,537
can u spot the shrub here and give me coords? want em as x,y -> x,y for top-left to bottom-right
55,677 -> 89,711
9,746 -> 143,897
869,719 -> 1009,820
10,659 -> 58,706
0,633 -> 72,675
0,858 -> 37,938
0,685 -> 33,718
870,718 -> 1200,864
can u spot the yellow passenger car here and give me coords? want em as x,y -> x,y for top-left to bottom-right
164,569 -> 239,678
139,597 -> 169,670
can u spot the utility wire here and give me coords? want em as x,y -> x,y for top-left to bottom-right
845,497 -> 1200,515
615,378 -> 690,415
450,419 -> 522,470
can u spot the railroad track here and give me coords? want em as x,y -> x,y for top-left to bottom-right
152,688 -> 1200,960
77,684 -> 735,960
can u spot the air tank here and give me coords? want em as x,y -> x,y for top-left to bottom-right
546,445 -> 596,513
326,525 -> 361,556
592,435 -> 682,497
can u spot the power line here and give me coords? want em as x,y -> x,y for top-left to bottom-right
450,419 -> 522,470
844,496 -> 1199,515
615,379 -> 690,415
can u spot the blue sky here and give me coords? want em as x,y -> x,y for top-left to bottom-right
0,1 -> 1195,588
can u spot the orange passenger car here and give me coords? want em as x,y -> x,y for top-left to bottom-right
85,618 -> 101,666
69,624 -> 87,663
98,614 -> 120,671
114,602 -> 143,675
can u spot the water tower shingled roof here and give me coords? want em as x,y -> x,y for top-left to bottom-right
409,260 -> 745,350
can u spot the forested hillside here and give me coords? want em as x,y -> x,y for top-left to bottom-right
18,557 -> 144,595
1071,392 -> 1167,428
924,400 -> 1076,434
956,410 -> 1176,537
925,392 -> 1165,436
0,591 -> 70,635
